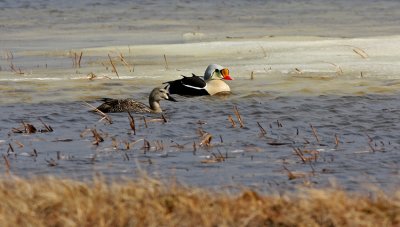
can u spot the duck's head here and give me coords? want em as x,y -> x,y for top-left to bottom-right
150,88 -> 177,102
204,64 -> 233,81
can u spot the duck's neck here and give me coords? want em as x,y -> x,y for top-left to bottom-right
149,97 -> 162,113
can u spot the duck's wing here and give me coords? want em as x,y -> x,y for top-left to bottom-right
96,98 -> 119,113
122,99 -> 152,113
181,74 -> 207,88
164,74 -> 209,96
100,97 -> 112,102
96,98 -> 151,113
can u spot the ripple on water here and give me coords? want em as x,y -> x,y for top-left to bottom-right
1,94 -> 400,192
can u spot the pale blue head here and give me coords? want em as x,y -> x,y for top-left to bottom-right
203,64 -> 233,81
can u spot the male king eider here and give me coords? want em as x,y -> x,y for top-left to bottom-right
164,64 -> 233,96
96,87 -> 177,113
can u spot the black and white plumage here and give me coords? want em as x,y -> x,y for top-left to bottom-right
165,73 -> 209,96
96,88 -> 177,113
164,64 -> 233,96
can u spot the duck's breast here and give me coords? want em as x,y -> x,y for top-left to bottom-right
206,80 -> 230,95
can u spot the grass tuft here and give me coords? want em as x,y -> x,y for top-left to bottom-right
0,177 -> 398,226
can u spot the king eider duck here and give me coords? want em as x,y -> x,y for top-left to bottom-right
96,87 -> 177,113
164,64 -> 233,96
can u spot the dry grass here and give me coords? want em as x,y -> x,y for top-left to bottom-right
0,176 -> 398,227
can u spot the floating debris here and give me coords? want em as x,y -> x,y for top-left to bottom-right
23,121 -> 37,133
267,141 -> 291,146
46,159 -> 58,167
52,139 -> 73,142
199,133 -> 212,147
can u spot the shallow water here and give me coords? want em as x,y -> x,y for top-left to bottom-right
1,0 -> 400,192
1,90 -> 400,192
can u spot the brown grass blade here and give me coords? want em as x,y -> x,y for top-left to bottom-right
108,54 -> 119,78
323,61 -> 343,75
163,54 -> 169,70
233,106 -> 244,128
257,122 -> 266,135
143,139 -> 151,152
14,140 -> 24,148
78,51 -> 83,67
228,115 -> 236,128
119,53 -> 133,72
335,134 -> 339,147
7,143 -> 15,156
352,47 -> 369,59
293,148 -> 306,163
91,129 -> 104,145
128,111 -> 136,135
283,166 -> 307,180
83,102 -> 112,124
310,124 -> 320,143
3,155 -> 10,173
38,118 -> 53,132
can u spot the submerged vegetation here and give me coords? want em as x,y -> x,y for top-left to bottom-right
0,176 -> 398,226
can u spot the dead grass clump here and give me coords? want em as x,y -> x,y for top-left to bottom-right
233,105 -> 244,128
0,177 -> 398,226
12,119 -> 53,134
71,51 -> 83,68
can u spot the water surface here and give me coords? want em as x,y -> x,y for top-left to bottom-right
0,0 -> 400,192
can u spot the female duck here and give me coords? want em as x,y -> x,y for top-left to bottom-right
96,87 -> 177,113
164,64 -> 233,96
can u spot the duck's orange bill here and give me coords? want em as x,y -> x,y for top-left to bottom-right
221,68 -> 233,80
